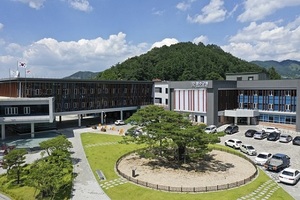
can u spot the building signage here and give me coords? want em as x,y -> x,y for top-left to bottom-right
191,81 -> 209,88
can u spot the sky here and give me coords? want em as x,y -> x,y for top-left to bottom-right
0,0 -> 300,79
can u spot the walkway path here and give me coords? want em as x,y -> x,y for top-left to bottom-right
64,127 -> 111,200
236,180 -> 280,200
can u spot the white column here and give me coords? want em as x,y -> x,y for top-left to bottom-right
120,110 -> 123,120
247,117 -> 251,125
78,114 -> 81,127
31,123 -> 35,138
1,124 -> 5,140
101,112 -> 104,124
234,117 -> 238,125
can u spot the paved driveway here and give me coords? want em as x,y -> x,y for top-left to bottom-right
219,125 -> 300,200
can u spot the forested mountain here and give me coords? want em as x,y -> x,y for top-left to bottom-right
64,71 -> 98,79
251,60 -> 300,79
95,42 -> 272,81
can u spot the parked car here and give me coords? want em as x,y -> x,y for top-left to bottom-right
114,120 -> 125,125
292,136 -> 300,146
267,132 -> 281,141
244,129 -> 257,137
279,134 -> 293,143
240,144 -> 257,156
204,125 -> 217,133
255,152 -> 272,166
264,153 -> 290,172
224,139 -> 242,149
224,125 -> 239,134
262,127 -> 281,134
253,131 -> 268,140
278,168 -> 300,185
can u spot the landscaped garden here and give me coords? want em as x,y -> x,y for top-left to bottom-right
82,133 -> 294,200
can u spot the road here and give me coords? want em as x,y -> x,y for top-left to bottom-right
219,125 -> 300,200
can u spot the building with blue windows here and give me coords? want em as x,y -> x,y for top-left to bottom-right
154,75 -> 300,132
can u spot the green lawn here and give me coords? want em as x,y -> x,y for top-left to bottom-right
82,133 -> 294,200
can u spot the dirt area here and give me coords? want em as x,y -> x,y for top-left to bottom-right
117,150 -> 257,188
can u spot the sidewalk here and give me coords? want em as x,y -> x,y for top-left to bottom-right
64,127 -> 111,200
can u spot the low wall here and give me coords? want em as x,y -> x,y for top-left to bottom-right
116,147 -> 258,193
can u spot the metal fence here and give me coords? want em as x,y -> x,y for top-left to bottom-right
116,148 -> 258,193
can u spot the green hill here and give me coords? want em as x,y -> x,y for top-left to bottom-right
64,71 -> 98,79
251,60 -> 300,79
95,42 -> 270,81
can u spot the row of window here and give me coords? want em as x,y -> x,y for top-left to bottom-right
4,107 -> 30,115
60,99 -> 134,109
240,103 -> 296,112
26,87 -> 148,96
154,98 -> 168,105
155,87 -> 168,94
259,114 -> 296,124
239,90 -> 296,96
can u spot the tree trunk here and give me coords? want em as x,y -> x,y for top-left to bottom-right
177,146 -> 186,162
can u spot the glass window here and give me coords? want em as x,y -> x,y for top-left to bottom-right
155,87 -> 162,93
5,107 -> 18,115
24,107 -> 30,114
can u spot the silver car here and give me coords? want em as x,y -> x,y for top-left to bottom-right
240,144 -> 257,156
254,131 -> 268,140
279,134 -> 293,143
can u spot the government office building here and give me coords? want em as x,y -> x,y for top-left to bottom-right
154,73 -> 300,132
0,78 -> 154,140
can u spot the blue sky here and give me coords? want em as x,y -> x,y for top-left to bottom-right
0,0 -> 300,79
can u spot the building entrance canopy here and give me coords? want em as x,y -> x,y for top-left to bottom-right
225,109 -> 259,117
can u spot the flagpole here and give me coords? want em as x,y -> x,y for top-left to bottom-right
9,68 -> 11,97
25,67 -> 27,97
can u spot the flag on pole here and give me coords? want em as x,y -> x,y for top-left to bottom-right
18,61 -> 27,68
10,70 -> 20,78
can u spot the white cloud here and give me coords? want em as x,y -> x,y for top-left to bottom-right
13,0 -> 46,10
150,38 -> 179,49
0,32 -> 149,78
222,17 -> 300,61
68,0 -> 93,12
152,8 -> 165,16
187,0 -> 227,24
0,23 -> 4,31
176,2 -> 191,11
238,0 -> 300,22
176,0 -> 197,11
192,35 -> 209,45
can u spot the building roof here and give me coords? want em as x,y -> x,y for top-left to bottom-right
0,77 -> 153,84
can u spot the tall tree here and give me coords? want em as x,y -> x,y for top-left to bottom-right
2,149 -> 27,184
123,105 -> 220,164
268,66 -> 281,80
39,135 -> 72,156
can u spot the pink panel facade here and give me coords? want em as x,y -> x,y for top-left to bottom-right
174,89 -> 207,113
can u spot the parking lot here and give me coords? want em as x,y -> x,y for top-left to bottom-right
219,125 -> 300,200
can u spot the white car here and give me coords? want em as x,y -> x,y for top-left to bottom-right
114,120 -> 125,125
279,134 -> 293,143
224,139 -> 242,149
262,127 -> 280,134
240,144 -> 257,156
204,125 -> 217,133
278,168 -> 300,185
255,152 -> 272,166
